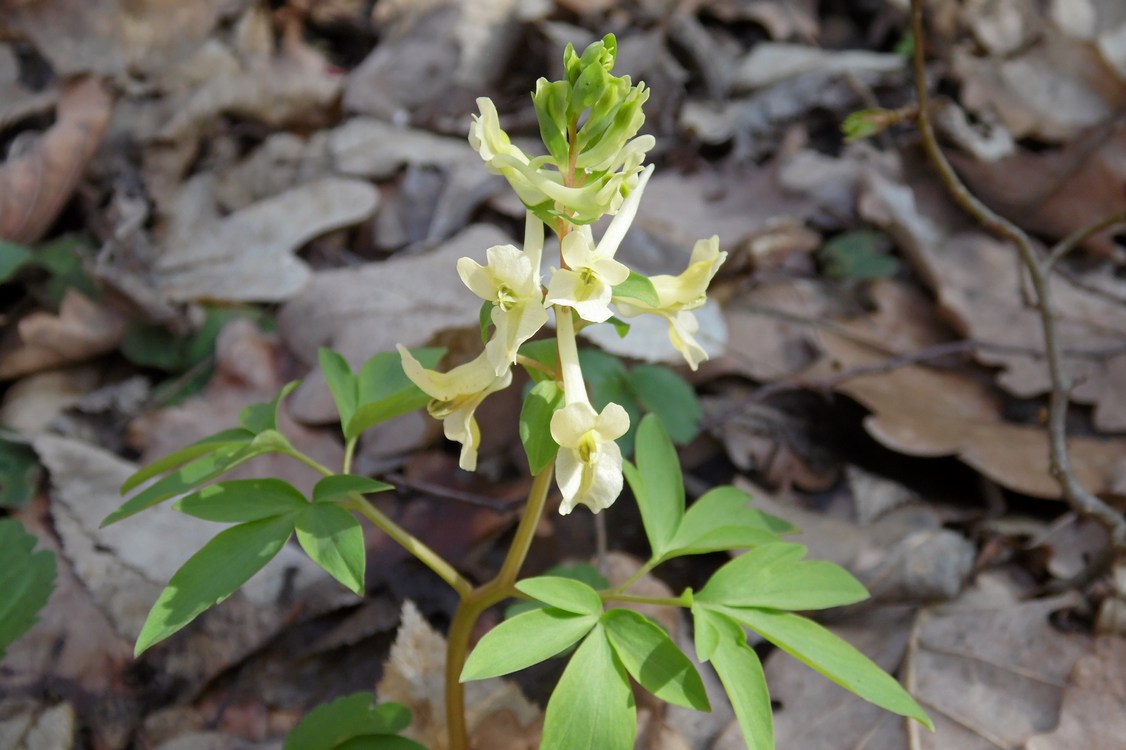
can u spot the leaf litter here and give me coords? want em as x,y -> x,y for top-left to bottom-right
1,0 -> 1125,747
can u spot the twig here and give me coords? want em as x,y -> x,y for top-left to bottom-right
384,472 -> 517,512
909,0 -> 1126,560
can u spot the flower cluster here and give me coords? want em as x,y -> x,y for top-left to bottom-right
398,35 -> 726,514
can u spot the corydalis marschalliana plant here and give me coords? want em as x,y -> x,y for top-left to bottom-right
400,35 -> 724,514
105,33 -> 932,750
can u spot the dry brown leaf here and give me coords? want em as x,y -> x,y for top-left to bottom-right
0,366 -> 100,434
1024,636 -> 1126,749
329,118 -> 475,180
278,223 -> 507,424
0,290 -> 129,379
906,576 -> 1092,749
154,176 -> 378,303
376,600 -> 542,750
816,330 -> 1126,499
0,76 -> 112,243
861,169 -> 1126,432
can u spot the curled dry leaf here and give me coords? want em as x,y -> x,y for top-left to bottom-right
155,176 -> 379,303
1024,636 -> 1126,749
376,600 -> 541,750
0,76 -> 113,244
814,330 -> 1126,499
0,290 -> 130,380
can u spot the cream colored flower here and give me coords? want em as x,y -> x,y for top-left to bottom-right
550,401 -> 629,514
545,165 -> 653,323
616,236 -> 726,370
397,347 -> 512,471
457,241 -> 548,375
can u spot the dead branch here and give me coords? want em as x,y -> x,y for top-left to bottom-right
909,0 -> 1126,564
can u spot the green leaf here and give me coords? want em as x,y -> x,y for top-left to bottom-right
313,474 -> 394,504
461,608 -> 598,681
284,693 -> 425,750
0,519 -> 56,659
296,504 -> 366,595
107,440 -> 260,527
135,514 -> 296,654
320,348 -> 359,430
239,381 -> 300,434
611,272 -> 660,308
661,486 -> 786,561
698,543 -> 870,610
602,609 -> 710,711
519,380 -> 564,474
0,436 -> 42,509
629,415 -> 684,557
174,478 -> 308,522
505,562 -> 610,618
818,230 -> 900,280
0,240 -> 32,282
517,339 -> 557,384
120,428 -> 254,494
541,624 -> 635,750
479,301 -> 495,344
516,576 -> 603,616
121,307 -> 252,372
626,365 -> 701,445
345,348 -> 445,439
714,605 -> 933,729
695,608 -> 774,750
607,316 -> 631,338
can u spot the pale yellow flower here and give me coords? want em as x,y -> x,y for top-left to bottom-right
397,347 -> 512,471
616,236 -> 726,370
457,239 -> 548,375
545,165 -> 653,323
550,401 -> 630,514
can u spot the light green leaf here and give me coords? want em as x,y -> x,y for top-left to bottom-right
630,415 -> 684,557
479,301 -> 495,344
106,440 -> 261,527
714,605 -> 933,729
313,474 -> 394,504
284,693 -> 425,750
541,624 -> 635,750
135,514 -> 296,654
602,609 -> 710,711
461,608 -> 597,681
174,478 -> 308,522
626,365 -> 701,445
320,348 -> 358,430
0,519 -> 56,659
696,608 -> 774,750
239,381 -> 301,434
119,428 -> 253,494
519,380 -> 564,474
516,339 -> 557,384
505,562 -> 610,619
296,504 -> 366,595
346,348 -> 445,439
818,230 -> 900,280
0,435 -> 42,509
611,272 -> 660,308
516,576 -> 603,616
698,543 -> 870,610
661,488 -> 785,561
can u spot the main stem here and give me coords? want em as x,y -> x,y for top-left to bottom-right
445,466 -> 555,750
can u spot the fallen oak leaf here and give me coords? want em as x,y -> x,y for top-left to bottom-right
0,289 -> 129,379
0,76 -> 112,243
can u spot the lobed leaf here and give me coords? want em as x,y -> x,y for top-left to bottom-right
516,576 -> 603,616
698,543 -> 870,611
631,415 -> 684,557
296,504 -> 366,595
313,474 -> 394,504
239,381 -> 300,434
541,624 -> 636,750
626,365 -> 701,445
611,272 -> 660,308
345,348 -> 445,439
461,608 -> 597,681
715,605 -> 933,729
696,608 -> 774,750
174,478 -> 308,523
602,609 -> 710,711
119,428 -> 253,494
320,348 -> 359,430
284,693 -> 424,750
135,514 -> 296,654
